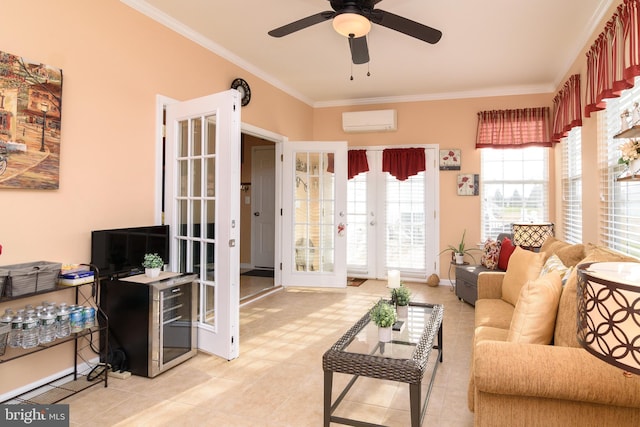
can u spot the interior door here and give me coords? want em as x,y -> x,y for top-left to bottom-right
251,146 -> 275,269
165,90 -> 240,360
282,141 -> 347,287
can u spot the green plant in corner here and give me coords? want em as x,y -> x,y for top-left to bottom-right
369,300 -> 397,328
142,253 -> 164,269
438,229 -> 482,263
391,284 -> 411,306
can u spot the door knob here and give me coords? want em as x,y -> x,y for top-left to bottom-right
254,212 -> 260,216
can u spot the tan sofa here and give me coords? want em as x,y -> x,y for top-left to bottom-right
468,239 -> 640,426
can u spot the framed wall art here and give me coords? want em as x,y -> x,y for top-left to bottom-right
0,49 -> 63,190
439,149 -> 461,170
457,173 -> 479,196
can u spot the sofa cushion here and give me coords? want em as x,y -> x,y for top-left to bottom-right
555,243 -> 586,267
475,298 -> 515,330
507,271 -> 562,344
501,247 -> 546,306
497,237 -> 516,270
480,239 -> 500,270
554,245 -> 639,348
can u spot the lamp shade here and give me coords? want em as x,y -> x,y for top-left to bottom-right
577,262 -> 640,375
332,12 -> 371,38
512,222 -> 554,248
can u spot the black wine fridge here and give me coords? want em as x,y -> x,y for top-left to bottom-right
99,272 -> 198,377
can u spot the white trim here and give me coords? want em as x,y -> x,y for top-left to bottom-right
155,94 -> 178,225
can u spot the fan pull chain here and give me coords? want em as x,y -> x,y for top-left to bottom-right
350,61 -> 354,81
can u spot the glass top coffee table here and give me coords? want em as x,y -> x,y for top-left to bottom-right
323,301 -> 444,427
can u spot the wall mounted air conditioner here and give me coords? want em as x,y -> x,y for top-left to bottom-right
342,109 -> 397,133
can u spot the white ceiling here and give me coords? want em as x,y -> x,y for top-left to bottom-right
123,0 -> 613,107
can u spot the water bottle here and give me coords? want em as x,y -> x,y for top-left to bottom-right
83,306 -> 96,329
1,311 -> 13,353
9,313 -> 22,348
56,303 -> 71,338
70,307 -> 84,333
21,310 -> 39,349
39,307 -> 57,344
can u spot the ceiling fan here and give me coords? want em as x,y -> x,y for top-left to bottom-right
267,0 -> 442,65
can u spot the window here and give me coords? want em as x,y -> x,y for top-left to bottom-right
599,79 -> 640,259
561,127 -> 582,244
480,147 -> 549,240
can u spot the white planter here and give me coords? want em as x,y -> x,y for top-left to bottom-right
378,326 -> 392,343
145,267 -> 161,278
455,253 -> 465,264
630,158 -> 640,176
396,304 -> 408,319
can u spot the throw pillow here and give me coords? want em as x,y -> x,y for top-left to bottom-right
539,254 -> 569,279
480,239 -> 501,270
497,237 -> 516,271
507,271 -> 562,344
501,247 -> 546,306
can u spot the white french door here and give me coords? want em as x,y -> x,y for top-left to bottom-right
281,141 -> 348,287
165,90 -> 240,360
346,147 -> 438,280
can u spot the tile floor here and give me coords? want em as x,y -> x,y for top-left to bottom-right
64,279 -> 476,426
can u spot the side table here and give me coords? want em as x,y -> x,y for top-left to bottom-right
455,264 -> 493,306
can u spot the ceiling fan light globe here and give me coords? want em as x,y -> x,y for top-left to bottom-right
333,12 -> 371,38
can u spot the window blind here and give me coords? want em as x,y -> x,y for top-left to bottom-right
561,127 -> 582,244
599,79 -> 640,258
480,147 -> 549,241
385,171 -> 426,274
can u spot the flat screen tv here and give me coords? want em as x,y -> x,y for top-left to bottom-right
91,225 -> 170,278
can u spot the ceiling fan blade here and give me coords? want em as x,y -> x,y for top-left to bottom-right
348,36 -> 369,64
268,11 -> 334,37
371,9 -> 442,44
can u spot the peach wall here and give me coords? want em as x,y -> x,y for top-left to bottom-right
0,0 -> 311,395
313,94 -> 555,276
0,0 -> 313,267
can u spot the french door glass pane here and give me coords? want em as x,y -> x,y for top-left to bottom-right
386,172 -> 426,271
174,114 -> 218,330
293,151 -> 335,273
347,174 -> 368,271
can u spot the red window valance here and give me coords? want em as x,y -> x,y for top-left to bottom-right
552,74 -> 582,142
475,107 -> 553,148
382,148 -> 425,181
585,0 -> 640,117
348,150 -> 369,179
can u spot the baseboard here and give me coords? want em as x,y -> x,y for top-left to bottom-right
0,357 -> 101,403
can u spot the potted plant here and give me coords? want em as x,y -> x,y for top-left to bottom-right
391,284 -> 411,318
142,253 -> 164,278
439,229 -> 481,265
369,300 -> 397,343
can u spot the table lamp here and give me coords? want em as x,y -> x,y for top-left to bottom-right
577,261 -> 640,377
512,222 -> 554,251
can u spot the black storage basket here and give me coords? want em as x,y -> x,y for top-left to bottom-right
0,261 -> 62,297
